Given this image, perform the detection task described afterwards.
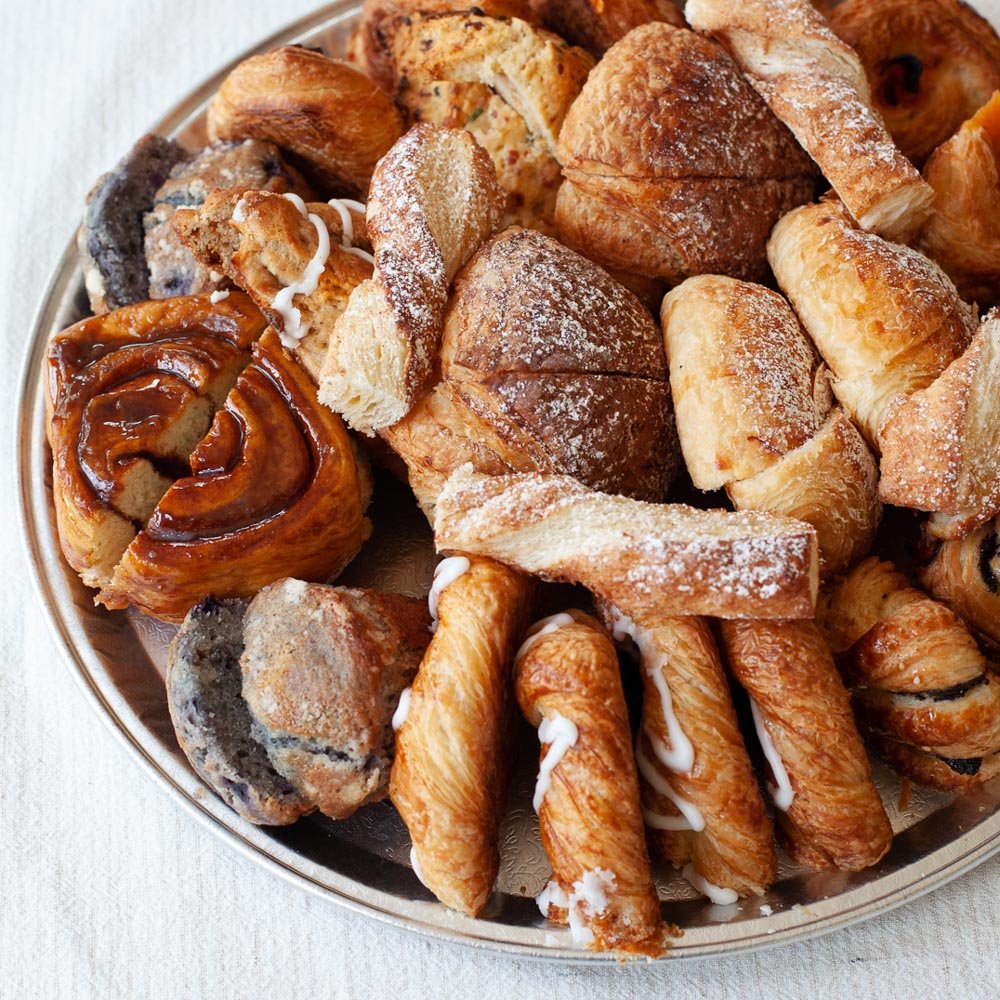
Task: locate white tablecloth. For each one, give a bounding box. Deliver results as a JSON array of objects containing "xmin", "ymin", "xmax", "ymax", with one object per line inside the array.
[{"xmin": 3, "ymin": 2, "xmax": 1000, "ymax": 997}]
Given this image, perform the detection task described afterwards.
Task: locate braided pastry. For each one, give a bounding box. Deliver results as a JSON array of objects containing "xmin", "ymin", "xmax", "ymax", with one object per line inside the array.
[
  {"xmin": 818, "ymin": 557, "xmax": 1000, "ymax": 790},
  {"xmin": 718, "ymin": 620, "xmax": 892, "ymax": 871},
  {"xmin": 515, "ymin": 610, "xmax": 673, "ymax": 954}
]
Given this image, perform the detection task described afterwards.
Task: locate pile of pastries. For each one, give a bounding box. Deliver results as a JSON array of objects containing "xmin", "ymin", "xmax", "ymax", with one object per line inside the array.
[{"xmin": 46, "ymin": 0, "xmax": 1000, "ymax": 956}]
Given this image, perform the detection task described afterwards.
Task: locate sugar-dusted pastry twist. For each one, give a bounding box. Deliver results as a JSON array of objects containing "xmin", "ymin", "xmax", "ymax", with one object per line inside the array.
[
  {"xmin": 206, "ymin": 46, "xmax": 404, "ymax": 197},
  {"xmin": 818, "ymin": 557, "xmax": 1000, "ymax": 790},
  {"xmin": 918, "ymin": 93, "xmax": 1000, "ymax": 306},
  {"xmin": 531, "ymin": 0, "xmax": 683, "ymax": 55},
  {"xmin": 662, "ymin": 275, "xmax": 880, "ymax": 576},
  {"xmin": 920, "ymin": 517, "xmax": 1000, "ymax": 652},
  {"xmin": 718, "ymin": 620, "xmax": 892, "ymax": 871},
  {"xmin": 434, "ymin": 466, "xmax": 820, "ymax": 620},
  {"xmin": 686, "ymin": 0, "xmax": 933, "ymax": 242},
  {"xmin": 515, "ymin": 610, "xmax": 673, "ymax": 954},
  {"xmin": 601, "ymin": 610, "xmax": 775, "ymax": 900},
  {"xmin": 319, "ymin": 124, "xmax": 504, "ymax": 434},
  {"xmin": 390, "ymin": 555, "xmax": 534, "ymax": 916}
]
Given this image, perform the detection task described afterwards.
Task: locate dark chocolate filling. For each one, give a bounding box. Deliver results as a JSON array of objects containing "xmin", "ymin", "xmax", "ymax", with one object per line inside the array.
[
  {"xmin": 937, "ymin": 755, "xmax": 983, "ymax": 776},
  {"xmin": 979, "ymin": 529, "xmax": 1000, "ymax": 595},
  {"xmin": 906, "ymin": 674, "xmax": 987, "ymax": 702},
  {"xmin": 878, "ymin": 54, "xmax": 923, "ymax": 107}
]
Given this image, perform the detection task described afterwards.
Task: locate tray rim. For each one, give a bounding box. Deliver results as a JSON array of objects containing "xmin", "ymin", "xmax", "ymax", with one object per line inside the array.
[{"xmin": 16, "ymin": 0, "xmax": 1000, "ymax": 965}]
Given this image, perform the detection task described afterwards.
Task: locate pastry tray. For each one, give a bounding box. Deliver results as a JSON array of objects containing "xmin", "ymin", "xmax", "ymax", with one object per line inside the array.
[{"xmin": 17, "ymin": 0, "xmax": 1000, "ymax": 962}]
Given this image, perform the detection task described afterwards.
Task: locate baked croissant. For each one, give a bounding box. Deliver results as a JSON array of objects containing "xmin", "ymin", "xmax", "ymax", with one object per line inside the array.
[
  {"xmin": 603, "ymin": 610, "xmax": 775, "ymax": 899},
  {"xmin": 435, "ymin": 466, "xmax": 820, "ymax": 621},
  {"xmin": 531, "ymin": 0, "xmax": 683, "ymax": 55},
  {"xmin": 320, "ymin": 124, "xmax": 504, "ymax": 434},
  {"xmin": 818, "ymin": 557, "xmax": 1000, "ymax": 790},
  {"xmin": 718, "ymin": 620, "xmax": 892, "ymax": 872},
  {"xmin": 686, "ymin": 0, "xmax": 934, "ymax": 243},
  {"xmin": 661, "ymin": 275, "xmax": 881, "ymax": 577},
  {"xmin": 515, "ymin": 610, "xmax": 673, "ymax": 954},
  {"xmin": 390, "ymin": 556, "xmax": 534, "ymax": 916},
  {"xmin": 46, "ymin": 292, "xmax": 266, "ymax": 589}
]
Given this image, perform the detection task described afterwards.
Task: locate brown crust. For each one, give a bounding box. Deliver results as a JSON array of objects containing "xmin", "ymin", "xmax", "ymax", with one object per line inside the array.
[{"xmin": 531, "ymin": 0, "xmax": 684, "ymax": 55}]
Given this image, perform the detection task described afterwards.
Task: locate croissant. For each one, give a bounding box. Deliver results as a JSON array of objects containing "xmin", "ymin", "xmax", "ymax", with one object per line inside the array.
[
  {"xmin": 46, "ymin": 292, "xmax": 266, "ymax": 589},
  {"xmin": 531, "ymin": 0, "xmax": 683, "ymax": 55},
  {"xmin": 686, "ymin": 0, "xmax": 934, "ymax": 243},
  {"xmin": 827, "ymin": 0, "xmax": 1000, "ymax": 166},
  {"xmin": 319, "ymin": 124, "xmax": 504, "ymax": 434},
  {"xmin": 717, "ymin": 620, "xmax": 892, "ymax": 871},
  {"xmin": 603, "ymin": 610, "xmax": 775, "ymax": 899},
  {"xmin": 554, "ymin": 23, "xmax": 816, "ymax": 288},
  {"xmin": 515, "ymin": 610, "xmax": 673, "ymax": 954},
  {"xmin": 381, "ymin": 226, "xmax": 679, "ymax": 514},
  {"xmin": 97, "ymin": 331, "xmax": 371, "ymax": 620},
  {"xmin": 818, "ymin": 557, "xmax": 1000, "ymax": 790},
  {"xmin": 435, "ymin": 466, "xmax": 820, "ymax": 621},
  {"xmin": 206, "ymin": 46, "xmax": 404, "ymax": 197},
  {"xmin": 920, "ymin": 517, "xmax": 1000, "ymax": 652},
  {"xmin": 390, "ymin": 556, "xmax": 534, "ymax": 916},
  {"xmin": 661, "ymin": 275, "xmax": 881, "ymax": 576}
]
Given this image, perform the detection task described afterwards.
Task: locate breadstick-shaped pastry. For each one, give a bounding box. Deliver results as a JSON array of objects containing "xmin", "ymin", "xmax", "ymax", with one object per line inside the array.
[
  {"xmin": 818, "ymin": 557, "xmax": 1000, "ymax": 790},
  {"xmin": 435, "ymin": 466, "xmax": 820, "ymax": 621},
  {"xmin": 515, "ymin": 610, "xmax": 673, "ymax": 954},
  {"xmin": 718, "ymin": 620, "xmax": 892, "ymax": 871},
  {"xmin": 662, "ymin": 275, "xmax": 880, "ymax": 576},
  {"xmin": 389, "ymin": 555, "xmax": 533, "ymax": 916},
  {"xmin": 686, "ymin": 0, "xmax": 933, "ymax": 242},
  {"xmin": 603, "ymin": 610, "xmax": 775, "ymax": 900}
]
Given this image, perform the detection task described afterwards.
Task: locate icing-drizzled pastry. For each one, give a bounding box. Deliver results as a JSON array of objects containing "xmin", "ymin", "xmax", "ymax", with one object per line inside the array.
[
  {"xmin": 603, "ymin": 610, "xmax": 775, "ymax": 899},
  {"xmin": 515, "ymin": 610, "xmax": 674, "ymax": 954},
  {"xmin": 818, "ymin": 557, "xmax": 1000, "ymax": 790},
  {"xmin": 390, "ymin": 556, "xmax": 534, "ymax": 916},
  {"xmin": 434, "ymin": 466, "xmax": 820, "ymax": 620},
  {"xmin": 687, "ymin": 0, "xmax": 934, "ymax": 242},
  {"xmin": 662, "ymin": 275, "xmax": 881, "ymax": 576},
  {"xmin": 320, "ymin": 124, "xmax": 505, "ymax": 434},
  {"xmin": 718, "ymin": 620, "xmax": 892, "ymax": 871},
  {"xmin": 532, "ymin": 0, "xmax": 683, "ymax": 55}
]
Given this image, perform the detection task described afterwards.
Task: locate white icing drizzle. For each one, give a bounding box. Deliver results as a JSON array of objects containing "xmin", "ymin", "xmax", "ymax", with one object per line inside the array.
[
  {"xmin": 427, "ymin": 556, "xmax": 471, "ymax": 632},
  {"xmin": 409, "ymin": 846, "xmax": 430, "ymax": 889},
  {"xmin": 328, "ymin": 197, "xmax": 375, "ymax": 264},
  {"xmin": 515, "ymin": 612, "xmax": 575, "ymax": 663},
  {"xmin": 641, "ymin": 805, "xmax": 694, "ymax": 833},
  {"xmin": 536, "ymin": 869, "xmax": 616, "ymax": 947},
  {"xmin": 682, "ymin": 864, "xmax": 738, "ymax": 906},
  {"xmin": 532, "ymin": 712, "xmax": 579, "ymax": 813},
  {"xmin": 391, "ymin": 686, "xmax": 412, "ymax": 732},
  {"xmin": 750, "ymin": 698, "xmax": 796, "ymax": 812},
  {"xmin": 634, "ymin": 740, "xmax": 705, "ymax": 832},
  {"xmin": 209, "ymin": 289, "xmax": 230, "ymax": 304}
]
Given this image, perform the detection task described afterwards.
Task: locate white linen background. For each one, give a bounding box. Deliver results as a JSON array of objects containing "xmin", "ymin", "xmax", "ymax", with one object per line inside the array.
[{"xmin": 2, "ymin": 1, "xmax": 1000, "ymax": 997}]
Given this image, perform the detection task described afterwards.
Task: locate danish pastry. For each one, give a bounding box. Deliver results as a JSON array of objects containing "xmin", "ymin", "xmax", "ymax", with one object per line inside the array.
[
  {"xmin": 718, "ymin": 620, "xmax": 892, "ymax": 871},
  {"xmin": 515, "ymin": 610, "xmax": 673, "ymax": 954},
  {"xmin": 531, "ymin": 0, "xmax": 683, "ymax": 55}
]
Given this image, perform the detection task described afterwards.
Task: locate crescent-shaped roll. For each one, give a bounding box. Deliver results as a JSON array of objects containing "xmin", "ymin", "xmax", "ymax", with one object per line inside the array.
[
  {"xmin": 206, "ymin": 46, "xmax": 404, "ymax": 197},
  {"xmin": 718, "ymin": 620, "xmax": 892, "ymax": 872},
  {"xmin": 818, "ymin": 557, "xmax": 1000, "ymax": 789},
  {"xmin": 515, "ymin": 610, "xmax": 673, "ymax": 955},
  {"xmin": 97, "ymin": 331, "xmax": 371, "ymax": 620},
  {"xmin": 389, "ymin": 556, "xmax": 534, "ymax": 917},
  {"xmin": 661, "ymin": 275, "xmax": 881, "ymax": 576},
  {"xmin": 686, "ymin": 0, "xmax": 933, "ymax": 243},
  {"xmin": 320, "ymin": 124, "xmax": 504, "ymax": 434},
  {"xmin": 768, "ymin": 198, "xmax": 976, "ymax": 448},
  {"xmin": 920, "ymin": 517, "xmax": 1000, "ymax": 652},
  {"xmin": 531, "ymin": 0, "xmax": 683, "ymax": 55},
  {"xmin": 434, "ymin": 466, "xmax": 820, "ymax": 621},
  {"xmin": 603, "ymin": 611, "xmax": 775, "ymax": 899}
]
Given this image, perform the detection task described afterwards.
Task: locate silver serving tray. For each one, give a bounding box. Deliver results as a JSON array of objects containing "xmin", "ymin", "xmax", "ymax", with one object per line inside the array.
[{"xmin": 17, "ymin": 1, "xmax": 1000, "ymax": 962}]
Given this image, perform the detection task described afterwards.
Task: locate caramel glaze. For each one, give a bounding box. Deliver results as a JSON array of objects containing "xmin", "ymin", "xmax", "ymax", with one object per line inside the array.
[{"xmin": 98, "ymin": 330, "xmax": 371, "ymax": 621}]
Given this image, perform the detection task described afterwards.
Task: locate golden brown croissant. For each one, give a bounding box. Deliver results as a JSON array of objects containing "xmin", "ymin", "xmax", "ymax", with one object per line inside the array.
[
  {"xmin": 97, "ymin": 331, "xmax": 371, "ymax": 620},
  {"xmin": 686, "ymin": 0, "xmax": 934, "ymax": 243},
  {"xmin": 718, "ymin": 620, "xmax": 892, "ymax": 871},
  {"xmin": 206, "ymin": 46, "xmax": 404, "ymax": 198},
  {"xmin": 47, "ymin": 292, "xmax": 266, "ymax": 589},
  {"xmin": 390, "ymin": 556, "xmax": 534, "ymax": 916},
  {"xmin": 818, "ymin": 557, "xmax": 1000, "ymax": 790},
  {"xmin": 515, "ymin": 610, "xmax": 673, "ymax": 954},
  {"xmin": 603, "ymin": 611, "xmax": 775, "ymax": 899},
  {"xmin": 554, "ymin": 23, "xmax": 816, "ymax": 288},
  {"xmin": 661, "ymin": 275, "xmax": 881, "ymax": 576},
  {"xmin": 319, "ymin": 124, "xmax": 504, "ymax": 434},
  {"xmin": 531, "ymin": 0, "xmax": 684, "ymax": 55},
  {"xmin": 435, "ymin": 466, "xmax": 820, "ymax": 621},
  {"xmin": 827, "ymin": 0, "xmax": 1000, "ymax": 166}
]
